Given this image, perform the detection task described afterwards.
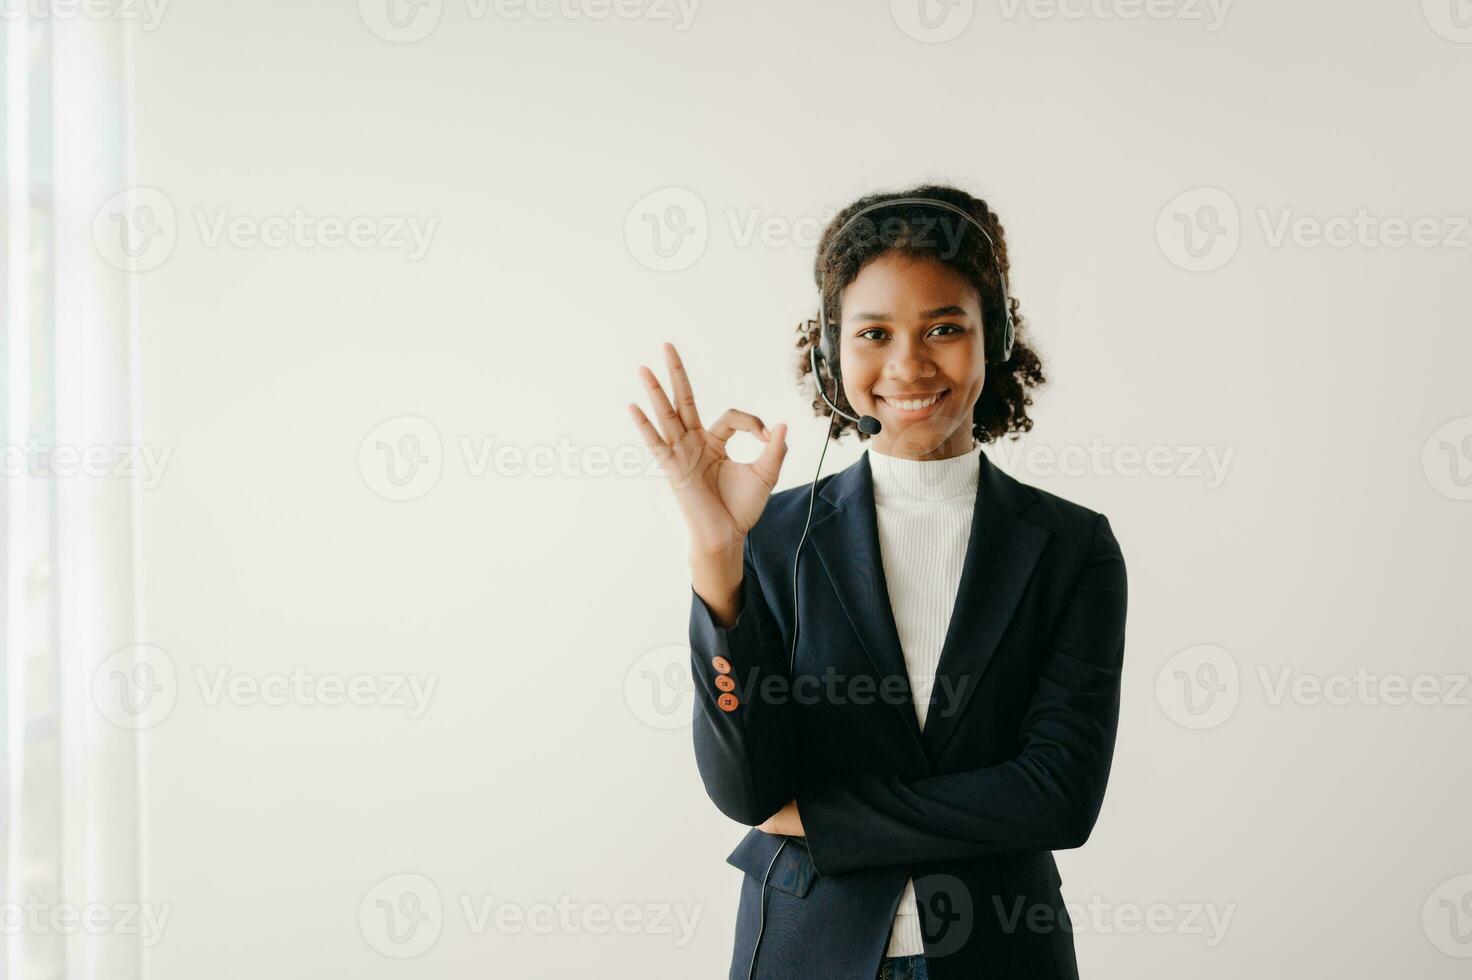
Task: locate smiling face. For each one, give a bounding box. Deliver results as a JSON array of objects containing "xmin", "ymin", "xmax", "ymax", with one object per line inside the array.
[{"xmin": 836, "ymin": 251, "xmax": 987, "ymax": 461}]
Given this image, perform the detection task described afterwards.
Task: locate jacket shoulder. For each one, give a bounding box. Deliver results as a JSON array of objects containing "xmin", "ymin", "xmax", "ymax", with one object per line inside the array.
[{"xmin": 1001, "ymin": 463, "xmax": 1121, "ymax": 557}]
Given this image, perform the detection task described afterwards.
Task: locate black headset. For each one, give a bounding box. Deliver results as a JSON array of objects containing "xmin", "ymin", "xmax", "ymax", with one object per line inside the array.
[{"xmin": 746, "ymin": 196, "xmax": 1016, "ymax": 980}]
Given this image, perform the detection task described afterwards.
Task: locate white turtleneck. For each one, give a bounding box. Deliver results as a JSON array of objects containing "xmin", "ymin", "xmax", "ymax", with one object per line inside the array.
[{"xmin": 865, "ymin": 444, "xmax": 981, "ymax": 958}]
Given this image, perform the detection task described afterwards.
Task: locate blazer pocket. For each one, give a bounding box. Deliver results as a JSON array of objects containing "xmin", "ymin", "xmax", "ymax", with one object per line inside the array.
[{"xmin": 725, "ymin": 829, "xmax": 818, "ymax": 899}]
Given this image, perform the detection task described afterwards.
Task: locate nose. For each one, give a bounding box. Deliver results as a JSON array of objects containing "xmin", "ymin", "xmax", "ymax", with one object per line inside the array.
[{"xmin": 884, "ymin": 333, "xmax": 937, "ymax": 383}]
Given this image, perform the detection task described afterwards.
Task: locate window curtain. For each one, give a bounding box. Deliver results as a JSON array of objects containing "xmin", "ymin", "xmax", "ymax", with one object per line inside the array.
[{"xmin": 2, "ymin": 13, "xmax": 143, "ymax": 980}]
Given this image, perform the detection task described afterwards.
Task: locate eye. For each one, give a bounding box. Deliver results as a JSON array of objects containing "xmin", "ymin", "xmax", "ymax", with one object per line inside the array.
[
  {"xmin": 857, "ymin": 327, "xmax": 886, "ymax": 342},
  {"xmin": 931, "ymin": 323, "xmax": 964, "ymax": 336}
]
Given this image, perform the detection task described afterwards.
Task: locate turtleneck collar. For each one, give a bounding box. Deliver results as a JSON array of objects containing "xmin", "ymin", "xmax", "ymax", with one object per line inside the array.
[{"xmin": 867, "ymin": 444, "xmax": 981, "ymax": 504}]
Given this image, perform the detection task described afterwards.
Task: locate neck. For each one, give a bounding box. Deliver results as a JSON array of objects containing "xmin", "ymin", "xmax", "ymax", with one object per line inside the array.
[{"xmin": 870, "ymin": 432, "xmax": 976, "ymax": 461}]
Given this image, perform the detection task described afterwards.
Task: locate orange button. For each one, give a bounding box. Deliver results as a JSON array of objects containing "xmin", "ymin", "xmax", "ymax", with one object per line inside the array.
[
  {"xmin": 717, "ymin": 693, "xmax": 739, "ymax": 712},
  {"xmin": 711, "ymin": 655, "xmax": 732, "ymax": 675},
  {"xmin": 715, "ymin": 675, "xmax": 735, "ymax": 692}
]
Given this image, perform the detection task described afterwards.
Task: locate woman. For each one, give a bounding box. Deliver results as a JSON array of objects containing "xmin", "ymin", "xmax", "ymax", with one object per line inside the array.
[{"xmin": 628, "ymin": 186, "xmax": 1128, "ymax": 980}]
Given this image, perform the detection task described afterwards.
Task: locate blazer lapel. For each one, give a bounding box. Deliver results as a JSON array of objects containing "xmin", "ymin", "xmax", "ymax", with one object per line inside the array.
[
  {"xmin": 808, "ymin": 451, "xmax": 927, "ymax": 757},
  {"xmin": 806, "ymin": 446, "xmax": 1052, "ymax": 765},
  {"xmin": 921, "ymin": 448, "xmax": 1051, "ymax": 760}
]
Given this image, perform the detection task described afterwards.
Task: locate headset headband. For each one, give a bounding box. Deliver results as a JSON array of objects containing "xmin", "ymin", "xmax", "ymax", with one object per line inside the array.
[{"xmin": 816, "ymin": 195, "xmax": 1014, "ymax": 366}]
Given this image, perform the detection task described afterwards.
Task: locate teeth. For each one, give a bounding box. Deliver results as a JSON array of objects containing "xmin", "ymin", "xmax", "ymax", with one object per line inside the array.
[{"xmin": 886, "ymin": 392, "xmax": 943, "ymax": 411}]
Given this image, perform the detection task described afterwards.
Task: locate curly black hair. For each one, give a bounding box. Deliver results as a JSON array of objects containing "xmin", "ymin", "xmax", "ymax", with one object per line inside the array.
[{"xmin": 795, "ymin": 184, "xmax": 1046, "ymax": 444}]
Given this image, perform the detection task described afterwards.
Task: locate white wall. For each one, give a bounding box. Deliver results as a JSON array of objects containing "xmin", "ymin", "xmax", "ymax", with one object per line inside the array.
[{"xmin": 128, "ymin": 1, "xmax": 1472, "ymax": 976}]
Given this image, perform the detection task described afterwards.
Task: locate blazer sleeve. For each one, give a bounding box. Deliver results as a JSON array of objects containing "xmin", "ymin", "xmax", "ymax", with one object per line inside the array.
[
  {"xmin": 795, "ymin": 513, "xmax": 1127, "ymax": 876},
  {"xmin": 689, "ymin": 534, "xmax": 795, "ymax": 827}
]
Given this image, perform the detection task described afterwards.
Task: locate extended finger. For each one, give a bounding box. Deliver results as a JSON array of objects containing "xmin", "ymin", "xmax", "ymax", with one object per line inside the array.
[
  {"xmin": 638, "ymin": 364, "xmax": 686, "ymax": 445},
  {"xmin": 663, "ymin": 343, "xmax": 704, "ymax": 433},
  {"xmin": 626, "ymin": 403, "xmax": 672, "ymax": 464}
]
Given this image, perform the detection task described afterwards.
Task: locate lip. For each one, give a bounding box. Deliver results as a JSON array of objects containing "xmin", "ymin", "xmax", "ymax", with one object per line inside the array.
[{"xmin": 875, "ymin": 389, "xmax": 950, "ymax": 420}]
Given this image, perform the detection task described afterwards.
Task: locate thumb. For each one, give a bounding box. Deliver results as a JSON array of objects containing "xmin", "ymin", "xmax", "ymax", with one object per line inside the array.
[{"xmin": 752, "ymin": 422, "xmax": 788, "ymax": 487}]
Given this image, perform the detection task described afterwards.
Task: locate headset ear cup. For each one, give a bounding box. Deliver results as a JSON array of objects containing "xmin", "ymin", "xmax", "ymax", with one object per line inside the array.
[
  {"xmin": 1000, "ymin": 314, "xmax": 1014, "ymax": 363},
  {"xmin": 819, "ymin": 319, "xmax": 838, "ymax": 380}
]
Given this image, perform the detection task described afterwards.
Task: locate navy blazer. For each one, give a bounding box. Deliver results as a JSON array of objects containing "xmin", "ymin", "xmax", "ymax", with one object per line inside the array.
[{"xmin": 689, "ymin": 445, "xmax": 1128, "ymax": 980}]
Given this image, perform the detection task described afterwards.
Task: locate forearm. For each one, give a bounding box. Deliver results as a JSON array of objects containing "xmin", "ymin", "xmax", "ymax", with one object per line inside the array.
[
  {"xmin": 796, "ymin": 746, "xmax": 1111, "ymax": 875},
  {"xmin": 689, "ymin": 542, "xmax": 795, "ymax": 826},
  {"xmin": 689, "ymin": 545, "xmax": 744, "ymax": 628}
]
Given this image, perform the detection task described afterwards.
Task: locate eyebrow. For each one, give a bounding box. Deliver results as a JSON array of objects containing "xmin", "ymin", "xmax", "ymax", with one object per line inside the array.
[{"xmin": 847, "ymin": 305, "xmax": 971, "ymax": 323}]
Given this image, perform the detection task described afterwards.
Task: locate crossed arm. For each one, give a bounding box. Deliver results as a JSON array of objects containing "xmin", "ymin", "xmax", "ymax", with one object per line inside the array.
[{"xmin": 691, "ymin": 515, "xmax": 1127, "ymax": 878}]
